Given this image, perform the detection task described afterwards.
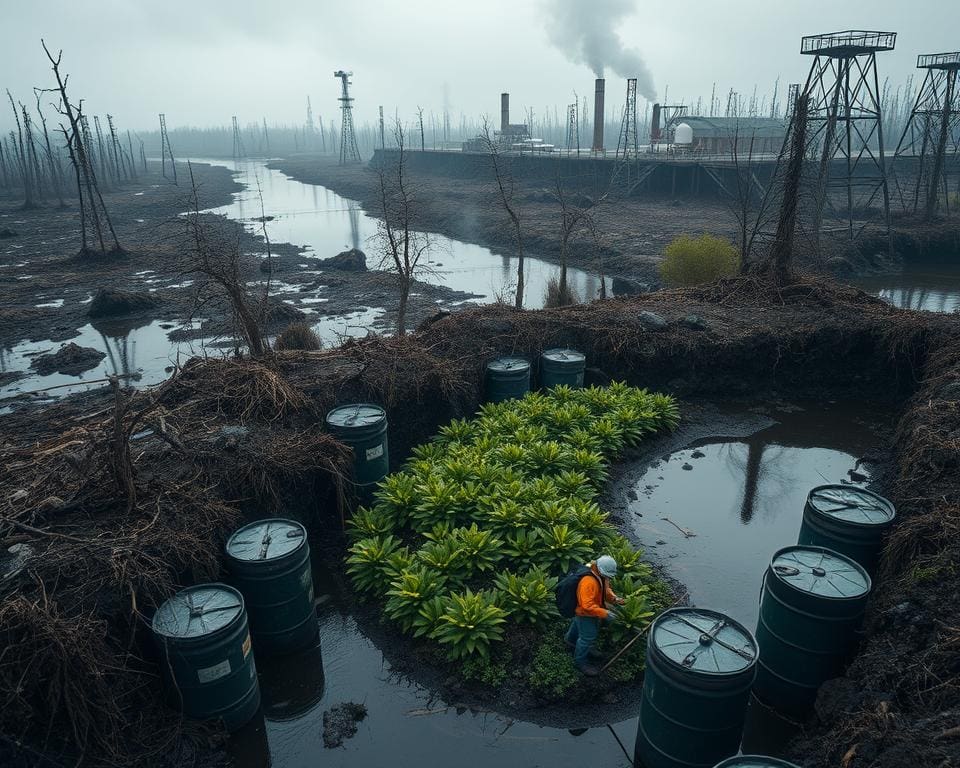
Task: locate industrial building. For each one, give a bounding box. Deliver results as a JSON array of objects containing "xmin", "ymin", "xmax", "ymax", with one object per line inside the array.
[{"xmin": 654, "ymin": 113, "xmax": 788, "ymax": 156}]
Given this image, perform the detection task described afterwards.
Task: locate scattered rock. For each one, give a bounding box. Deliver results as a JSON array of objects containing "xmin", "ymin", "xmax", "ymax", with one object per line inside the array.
[
  {"xmin": 321, "ymin": 248, "xmax": 367, "ymax": 272},
  {"xmin": 679, "ymin": 314, "xmax": 708, "ymax": 331},
  {"xmin": 322, "ymin": 702, "xmax": 368, "ymax": 748},
  {"xmin": 626, "ymin": 489, "xmax": 638, "ymax": 501},
  {"xmin": 1, "ymin": 543, "xmax": 34, "ymax": 586},
  {"xmin": 88, "ymin": 288, "xmax": 161, "ymax": 318},
  {"xmin": 0, "ymin": 227, "xmax": 17, "ymax": 238},
  {"xmin": 690, "ymin": 450, "xmax": 706, "ymax": 459},
  {"xmin": 612, "ymin": 277, "xmax": 648, "ymax": 296},
  {"xmin": 636, "ymin": 311, "xmax": 667, "ymax": 331},
  {"xmin": 265, "ymin": 302, "xmax": 306, "ymax": 323},
  {"xmin": 848, "ymin": 468, "xmax": 869, "ymax": 483},
  {"xmin": 30, "ymin": 342, "xmax": 106, "ymax": 376},
  {"xmin": 681, "ymin": 462, "xmax": 693, "ymax": 471},
  {"xmin": 656, "ymin": 540, "xmax": 667, "ymax": 545}
]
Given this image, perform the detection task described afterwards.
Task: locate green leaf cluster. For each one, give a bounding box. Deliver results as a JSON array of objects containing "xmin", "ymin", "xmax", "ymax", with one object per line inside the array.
[{"xmin": 345, "ymin": 383, "xmax": 679, "ymax": 662}]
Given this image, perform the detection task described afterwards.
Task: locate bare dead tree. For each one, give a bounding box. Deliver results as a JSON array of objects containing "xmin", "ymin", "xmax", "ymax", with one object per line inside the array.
[
  {"xmin": 480, "ymin": 119, "xmax": 525, "ymax": 308},
  {"xmin": 727, "ymin": 125, "xmax": 783, "ymax": 271},
  {"xmin": 42, "ymin": 40, "xmax": 123, "ymax": 256},
  {"xmin": 183, "ymin": 161, "xmax": 266, "ymax": 357},
  {"xmin": 417, "ymin": 106, "xmax": 425, "ymax": 151},
  {"xmin": 373, "ymin": 119, "xmax": 432, "ymax": 335},
  {"xmin": 34, "ymin": 89, "xmax": 65, "ymax": 207},
  {"xmin": 7, "ymin": 90, "xmax": 35, "ymax": 208},
  {"xmin": 21, "ymin": 104, "xmax": 46, "ymax": 201}
]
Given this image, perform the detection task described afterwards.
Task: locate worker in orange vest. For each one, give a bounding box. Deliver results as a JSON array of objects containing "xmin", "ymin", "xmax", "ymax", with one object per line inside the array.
[{"xmin": 564, "ymin": 555, "xmax": 624, "ymax": 676}]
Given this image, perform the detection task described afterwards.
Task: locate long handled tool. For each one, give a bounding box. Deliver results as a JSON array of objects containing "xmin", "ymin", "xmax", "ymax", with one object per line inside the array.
[{"xmin": 600, "ymin": 591, "xmax": 688, "ymax": 674}]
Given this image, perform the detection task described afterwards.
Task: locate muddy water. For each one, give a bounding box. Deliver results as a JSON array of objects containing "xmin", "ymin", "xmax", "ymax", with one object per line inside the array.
[
  {"xmin": 620, "ymin": 402, "xmax": 887, "ymax": 629},
  {"xmin": 198, "ymin": 159, "xmax": 613, "ymax": 308},
  {"xmin": 240, "ymin": 597, "xmax": 637, "ymax": 768},
  {"xmin": 854, "ymin": 261, "xmax": 960, "ymax": 313}
]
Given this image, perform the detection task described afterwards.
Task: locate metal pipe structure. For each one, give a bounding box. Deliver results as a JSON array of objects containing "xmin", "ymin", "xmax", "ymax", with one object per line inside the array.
[
  {"xmin": 593, "ymin": 78, "xmax": 605, "ymax": 152},
  {"xmin": 501, "ymin": 93, "xmax": 509, "ymax": 133}
]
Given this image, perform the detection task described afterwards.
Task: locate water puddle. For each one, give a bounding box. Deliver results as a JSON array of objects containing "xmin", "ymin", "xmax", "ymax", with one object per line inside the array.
[
  {"xmin": 853, "ymin": 261, "xmax": 960, "ymax": 313},
  {"xmin": 622, "ymin": 402, "xmax": 886, "ymax": 629},
  {"xmin": 237, "ymin": 581, "xmax": 637, "ymax": 768}
]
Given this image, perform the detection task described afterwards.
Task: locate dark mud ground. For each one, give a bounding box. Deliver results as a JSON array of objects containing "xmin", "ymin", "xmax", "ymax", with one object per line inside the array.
[{"xmin": 0, "ymin": 161, "xmax": 478, "ymax": 393}]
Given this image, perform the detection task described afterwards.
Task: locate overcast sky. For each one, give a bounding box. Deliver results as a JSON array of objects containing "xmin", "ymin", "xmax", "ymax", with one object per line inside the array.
[{"xmin": 2, "ymin": 0, "xmax": 957, "ymax": 133}]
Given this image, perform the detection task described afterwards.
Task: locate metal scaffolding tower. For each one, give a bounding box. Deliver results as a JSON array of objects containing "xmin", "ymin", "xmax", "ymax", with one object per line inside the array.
[
  {"xmin": 159, "ymin": 113, "xmax": 176, "ymax": 183},
  {"xmin": 799, "ymin": 30, "xmax": 896, "ymax": 245},
  {"xmin": 231, "ymin": 116, "xmax": 245, "ymax": 159},
  {"xmin": 334, "ymin": 70, "xmax": 360, "ymax": 164},
  {"xmin": 616, "ymin": 78, "xmax": 639, "ymax": 160},
  {"xmin": 565, "ymin": 102, "xmax": 580, "ymax": 154},
  {"xmin": 894, "ymin": 52, "xmax": 960, "ymax": 219}
]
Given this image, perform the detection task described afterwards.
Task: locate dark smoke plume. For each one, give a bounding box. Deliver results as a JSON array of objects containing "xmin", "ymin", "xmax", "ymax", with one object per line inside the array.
[{"xmin": 544, "ymin": 0, "xmax": 656, "ymax": 100}]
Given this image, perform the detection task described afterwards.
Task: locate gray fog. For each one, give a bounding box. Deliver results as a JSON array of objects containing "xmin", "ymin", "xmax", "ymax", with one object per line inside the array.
[{"xmin": 1, "ymin": 0, "xmax": 958, "ymax": 130}]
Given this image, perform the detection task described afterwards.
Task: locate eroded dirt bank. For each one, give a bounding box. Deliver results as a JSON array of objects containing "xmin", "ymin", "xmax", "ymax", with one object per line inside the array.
[{"xmin": 1, "ymin": 275, "xmax": 958, "ymax": 767}]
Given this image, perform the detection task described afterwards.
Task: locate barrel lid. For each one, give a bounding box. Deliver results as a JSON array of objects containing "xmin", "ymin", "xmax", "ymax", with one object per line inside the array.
[
  {"xmin": 486, "ymin": 356, "xmax": 530, "ymax": 373},
  {"xmin": 770, "ymin": 546, "xmax": 871, "ymax": 599},
  {"xmin": 226, "ymin": 518, "xmax": 306, "ymax": 562},
  {"xmin": 807, "ymin": 485, "xmax": 895, "ymax": 526},
  {"xmin": 152, "ymin": 583, "xmax": 244, "ymax": 639},
  {"xmin": 542, "ymin": 348, "xmax": 585, "ymax": 363},
  {"xmin": 651, "ymin": 608, "xmax": 757, "ymax": 675},
  {"xmin": 325, "ymin": 403, "xmax": 386, "ymax": 428},
  {"xmin": 713, "ymin": 756, "xmax": 801, "ymax": 768}
]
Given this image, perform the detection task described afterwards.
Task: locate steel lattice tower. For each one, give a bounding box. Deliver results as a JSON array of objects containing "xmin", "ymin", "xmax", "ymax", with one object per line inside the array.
[
  {"xmin": 894, "ymin": 52, "xmax": 960, "ymax": 219},
  {"xmin": 565, "ymin": 102, "xmax": 580, "ymax": 155},
  {"xmin": 334, "ymin": 70, "xmax": 360, "ymax": 164},
  {"xmin": 799, "ymin": 30, "xmax": 896, "ymax": 245},
  {"xmin": 616, "ymin": 78, "xmax": 639, "ymax": 160}
]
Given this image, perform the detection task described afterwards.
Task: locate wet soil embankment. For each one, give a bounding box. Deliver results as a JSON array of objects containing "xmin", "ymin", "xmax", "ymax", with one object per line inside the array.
[{"xmin": 1, "ymin": 275, "xmax": 958, "ymax": 767}]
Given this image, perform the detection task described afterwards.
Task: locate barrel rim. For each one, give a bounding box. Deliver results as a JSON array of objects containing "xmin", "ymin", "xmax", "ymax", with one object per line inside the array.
[
  {"xmin": 805, "ymin": 484, "xmax": 896, "ymax": 527},
  {"xmin": 486, "ymin": 356, "xmax": 531, "ymax": 373},
  {"xmin": 712, "ymin": 755, "xmax": 803, "ymax": 768},
  {"xmin": 152, "ymin": 582, "xmax": 246, "ymax": 640},
  {"xmin": 767, "ymin": 545, "xmax": 872, "ymax": 600},
  {"xmin": 325, "ymin": 402, "xmax": 387, "ymax": 429},
  {"xmin": 541, "ymin": 347, "xmax": 586, "ymax": 364},
  {"xmin": 225, "ymin": 517, "xmax": 308, "ymax": 563},
  {"xmin": 649, "ymin": 606, "xmax": 758, "ymax": 677}
]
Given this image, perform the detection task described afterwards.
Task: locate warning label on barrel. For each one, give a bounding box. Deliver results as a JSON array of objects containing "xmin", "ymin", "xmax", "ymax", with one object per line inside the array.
[
  {"xmin": 197, "ymin": 659, "xmax": 231, "ymax": 684},
  {"xmin": 365, "ymin": 444, "xmax": 384, "ymax": 461},
  {"xmin": 241, "ymin": 633, "xmax": 252, "ymax": 658}
]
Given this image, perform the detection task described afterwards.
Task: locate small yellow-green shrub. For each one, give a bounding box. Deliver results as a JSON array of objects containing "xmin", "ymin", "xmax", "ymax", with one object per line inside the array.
[{"xmin": 659, "ymin": 234, "xmax": 740, "ymax": 287}]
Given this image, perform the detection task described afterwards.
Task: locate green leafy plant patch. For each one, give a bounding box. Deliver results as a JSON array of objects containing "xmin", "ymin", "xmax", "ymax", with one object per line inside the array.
[{"xmin": 345, "ymin": 383, "xmax": 679, "ymax": 685}]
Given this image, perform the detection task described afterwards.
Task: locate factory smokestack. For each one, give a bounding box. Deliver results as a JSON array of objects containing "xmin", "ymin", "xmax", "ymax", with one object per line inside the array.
[
  {"xmin": 651, "ymin": 103, "xmax": 662, "ymax": 143},
  {"xmin": 501, "ymin": 93, "xmax": 509, "ymax": 133},
  {"xmin": 592, "ymin": 78, "xmax": 605, "ymax": 152}
]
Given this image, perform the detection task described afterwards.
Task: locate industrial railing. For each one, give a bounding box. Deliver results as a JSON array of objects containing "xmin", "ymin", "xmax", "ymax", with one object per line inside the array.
[
  {"xmin": 800, "ymin": 31, "xmax": 897, "ymax": 55},
  {"xmin": 917, "ymin": 52, "xmax": 960, "ymax": 69}
]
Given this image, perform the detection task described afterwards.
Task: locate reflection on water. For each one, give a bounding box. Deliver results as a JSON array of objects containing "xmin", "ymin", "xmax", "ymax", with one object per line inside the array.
[
  {"xmin": 0, "ymin": 319, "xmax": 214, "ymax": 402},
  {"xmin": 244, "ymin": 611, "xmax": 635, "ymax": 768},
  {"xmin": 626, "ymin": 403, "xmax": 885, "ymax": 629},
  {"xmin": 854, "ymin": 262, "xmax": 960, "ymax": 313},
  {"xmin": 196, "ymin": 158, "xmax": 613, "ymax": 309}
]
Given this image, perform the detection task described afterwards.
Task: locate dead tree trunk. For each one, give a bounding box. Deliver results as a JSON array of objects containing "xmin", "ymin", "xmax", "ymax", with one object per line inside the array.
[
  {"xmin": 34, "ymin": 92, "xmax": 65, "ymax": 207},
  {"xmin": 7, "ymin": 91, "xmax": 34, "ymax": 208},
  {"xmin": 767, "ymin": 95, "xmax": 810, "ymax": 283}
]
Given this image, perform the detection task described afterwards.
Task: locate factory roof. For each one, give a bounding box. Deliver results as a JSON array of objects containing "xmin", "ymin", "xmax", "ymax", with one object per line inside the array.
[{"xmin": 666, "ymin": 115, "xmax": 788, "ymax": 139}]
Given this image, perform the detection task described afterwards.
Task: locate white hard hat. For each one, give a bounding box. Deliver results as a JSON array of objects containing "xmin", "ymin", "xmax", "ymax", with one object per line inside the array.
[{"xmin": 597, "ymin": 555, "xmax": 617, "ymax": 577}]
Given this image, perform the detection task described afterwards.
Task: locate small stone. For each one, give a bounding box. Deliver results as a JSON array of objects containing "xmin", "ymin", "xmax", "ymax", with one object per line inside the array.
[
  {"xmin": 681, "ymin": 463, "xmax": 693, "ymax": 471},
  {"xmin": 321, "ymin": 248, "xmax": 367, "ymax": 272},
  {"xmin": 679, "ymin": 314, "xmax": 708, "ymax": 330},
  {"xmin": 626, "ymin": 489, "xmax": 638, "ymax": 501},
  {"xmin": 690, "ymin": 450, "xmax": 706, "ymax": 459},
  {"xmin": 656, "ymin": 540, "xmax": 667, "ymax": 545},
  {"xmin": 637, "ymin": 311, "xmax": 667, "ymax": 331}
]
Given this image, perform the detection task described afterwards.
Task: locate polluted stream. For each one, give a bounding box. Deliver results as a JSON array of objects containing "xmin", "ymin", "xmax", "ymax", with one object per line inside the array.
[{"xmin": 234, "ymin": 399, "xmax": 889, "ymax": 767}]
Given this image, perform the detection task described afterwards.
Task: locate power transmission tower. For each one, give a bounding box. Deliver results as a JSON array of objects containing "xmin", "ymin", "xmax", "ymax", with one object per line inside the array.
[
  {"xmin": 334, "ymin": 70, "xmax": 360, "ymax": 164},
  {"xmin": 799, "ymin": 30, "xmax": 896, "ymax": 247},
  {"xmin": 231, "ymin": 116, "xmax": 246, "ymax": 159},
  {"xmin": 893, "ymin": 52, "xmax": 960, "ymax": 220},
  {"xmin": 565, "ymin": 102, "xmax": 580, "ymax": 155},
  {"xmin": 616, "ymin": 78, "xmax": 639, "ymax": 160},
  {"xmin": 159, "ymin": 113, "xmax": 176, "ymax": 182}
]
